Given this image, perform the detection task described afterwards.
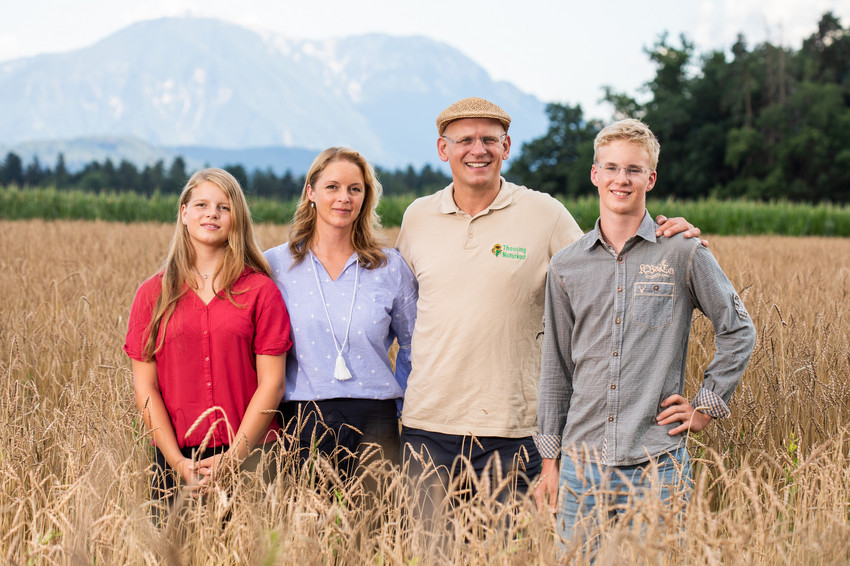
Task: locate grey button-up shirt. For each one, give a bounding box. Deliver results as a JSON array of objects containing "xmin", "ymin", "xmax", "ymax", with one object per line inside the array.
[{"xmin": 536, "ymin": 212, "xmax": 755, "ymax": 466}]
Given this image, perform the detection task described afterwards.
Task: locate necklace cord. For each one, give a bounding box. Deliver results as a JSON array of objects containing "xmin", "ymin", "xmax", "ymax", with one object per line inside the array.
[{"xmin": 311, "ymin": 253, "xmax": 358, "ymax": 380}]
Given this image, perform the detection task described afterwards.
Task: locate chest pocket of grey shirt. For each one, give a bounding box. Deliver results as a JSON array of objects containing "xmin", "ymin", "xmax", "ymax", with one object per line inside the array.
[{"xmin": 632, "ymin": 282, "xmax": 674, "ymax": 328}]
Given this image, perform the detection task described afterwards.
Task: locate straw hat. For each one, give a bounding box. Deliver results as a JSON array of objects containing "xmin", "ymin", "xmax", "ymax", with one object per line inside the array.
[{"xmin": 436, "ymin": 97, "xmax": 511, "ymax": 135}]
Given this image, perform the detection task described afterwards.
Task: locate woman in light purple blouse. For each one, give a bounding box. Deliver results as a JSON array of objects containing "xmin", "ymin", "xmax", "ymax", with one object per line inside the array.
[{"xmin": 264, "ymin": 147, "xmax": 417, "ymax": 478}]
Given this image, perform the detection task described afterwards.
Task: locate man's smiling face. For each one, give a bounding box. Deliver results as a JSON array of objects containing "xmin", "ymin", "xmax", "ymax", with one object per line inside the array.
[{"xmin": 437, "ymin": 117, "xmax": 511, "ymax": 193}]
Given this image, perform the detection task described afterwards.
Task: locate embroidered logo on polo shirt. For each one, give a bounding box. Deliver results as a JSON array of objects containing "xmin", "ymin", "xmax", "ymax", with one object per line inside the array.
[
  {"xmin": 491, "ymin": 243, "xmax": 527, "ymax": 260},
  {"xmin": 639, "ymin": 259, "xmax": 674, "ymax": 279}
]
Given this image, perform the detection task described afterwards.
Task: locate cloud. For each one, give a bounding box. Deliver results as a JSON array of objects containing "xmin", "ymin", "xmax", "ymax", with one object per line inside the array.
[
  {"xmin": 695, "ymin": 0, "xmax": 850, "ymax": 51},
  {"xmin": 0, "ymin": 33, "xmax": 19, "ymax": 61}
]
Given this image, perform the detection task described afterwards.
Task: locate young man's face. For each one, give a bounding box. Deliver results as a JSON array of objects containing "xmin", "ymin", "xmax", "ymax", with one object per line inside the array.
[
  {"xmin": 437, "ymin": 118, "xmax": 511, "ymax": 192},
  {"xmin": 591, "ymin": 140, "xmax": 657, "ymax": 218}
]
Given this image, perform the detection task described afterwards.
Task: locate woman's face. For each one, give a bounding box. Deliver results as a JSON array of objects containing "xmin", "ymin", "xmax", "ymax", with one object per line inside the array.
[
  {"xmin": 180, "ymin": 180, "xmax": 233, "ymax": 251},
  {"xmin": 306, "ymin": 159, "xmax": 366, "ymax": 234}
]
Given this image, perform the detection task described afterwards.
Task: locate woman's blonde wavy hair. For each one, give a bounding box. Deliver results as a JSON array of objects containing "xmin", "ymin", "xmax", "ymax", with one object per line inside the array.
[
  {"xmin": 288, "ymin": 147, "xmax": 386, "ymax": 269},
  {"xmin": 142, "ymin": 168, "xmax": 272, "ymax": 360}
]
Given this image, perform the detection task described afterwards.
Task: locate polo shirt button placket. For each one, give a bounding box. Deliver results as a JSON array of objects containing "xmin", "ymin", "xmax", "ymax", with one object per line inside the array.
[{"xmin": 464, "ymin": 219, "xmax": 475, "ymax": 250}]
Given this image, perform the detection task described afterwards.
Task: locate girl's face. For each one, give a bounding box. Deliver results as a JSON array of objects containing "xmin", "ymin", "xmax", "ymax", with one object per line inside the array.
[{"xmin": 180, "ymin": 181, "xmax": 233, "ymax": 251}]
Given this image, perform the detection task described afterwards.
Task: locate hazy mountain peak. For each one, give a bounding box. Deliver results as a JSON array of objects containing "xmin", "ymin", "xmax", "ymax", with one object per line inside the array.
[{"xmin": 0, "ymin": 16, "xmax": 545, "ymax": 168}]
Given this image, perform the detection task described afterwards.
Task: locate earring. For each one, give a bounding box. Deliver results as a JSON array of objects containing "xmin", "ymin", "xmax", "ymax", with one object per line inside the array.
[{"xmin": 311, "ymin": 202, "xmax": 315, "ymax": 208}]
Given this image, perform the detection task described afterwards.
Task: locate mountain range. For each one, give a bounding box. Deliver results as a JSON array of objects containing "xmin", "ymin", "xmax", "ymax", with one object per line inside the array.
[{"xmin": 0, "ymin": 17, "xmax": 547, "ymax": 173}]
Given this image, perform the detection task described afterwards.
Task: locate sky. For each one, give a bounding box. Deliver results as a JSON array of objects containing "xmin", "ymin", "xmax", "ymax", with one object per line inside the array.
[{"xmin": 2, "ymin": 0, "xmax": 849, "ymax": 120}]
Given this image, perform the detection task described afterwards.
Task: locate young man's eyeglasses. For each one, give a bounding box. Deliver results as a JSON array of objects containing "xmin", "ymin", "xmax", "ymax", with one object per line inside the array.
[{"xmin": 596, "ymin": 163, "xmax": 652, "ymax": 178}]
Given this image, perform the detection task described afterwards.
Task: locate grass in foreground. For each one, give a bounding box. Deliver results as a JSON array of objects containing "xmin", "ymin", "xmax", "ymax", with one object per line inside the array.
[{"xmin": 1, "ymin": 221, "xmax": 849, "ymax": 563}]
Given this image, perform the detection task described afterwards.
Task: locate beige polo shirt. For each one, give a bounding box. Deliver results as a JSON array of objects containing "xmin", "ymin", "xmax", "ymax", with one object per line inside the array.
[{"xmin": 396, "ymin": 179, "xmax": 584, "ymax": 437}]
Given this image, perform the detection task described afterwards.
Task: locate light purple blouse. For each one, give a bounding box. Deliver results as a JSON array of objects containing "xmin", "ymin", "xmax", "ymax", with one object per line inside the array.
[{"xmin": 264, "ymin": 245, "xmax": 418, "ymax": 403}]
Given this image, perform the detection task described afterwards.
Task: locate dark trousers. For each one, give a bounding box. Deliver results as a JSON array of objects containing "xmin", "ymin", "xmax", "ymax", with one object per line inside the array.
[
  {"xmin": 400, "ymin": 426, "xmax": 542, "ymax": 500},
  {"xmin": 280, "ymin": 398, "xmax": 400, "ymax": 482},
  {"xmin": 400, "ymin": 426, "xmax": 542, "ymax": 549}
]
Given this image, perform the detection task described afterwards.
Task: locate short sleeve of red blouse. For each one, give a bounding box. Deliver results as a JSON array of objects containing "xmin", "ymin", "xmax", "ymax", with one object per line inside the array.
[
  {"xmin": 123, "ymin": 275, "xmax": 162, "ymax": 361},
  {"xmin": 251, "ymin": 273, "xmax": 293, "ymax": 355}
]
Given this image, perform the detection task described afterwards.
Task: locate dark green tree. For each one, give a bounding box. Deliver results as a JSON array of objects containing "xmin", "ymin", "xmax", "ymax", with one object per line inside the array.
[
  {"xmin": 802, "ymin": 12, "xmax": 850, "ymax": 93},
  {"xmin": 24, "ymin": 156, "xmax": 46, "ymax": 186},
  {"xmin": 281, "ymin": 170, "xmax": 304, "ymax": 199},
  {"xmin": 223, "ymin": 164, "xmax": 248, "ymax": 193},
  {"xmin": 117, "ymin": 160, "xmax": 141, "ymax": 192},
  {"xmin": 251, "ymin": 168, "xmax": 282, "ymax": 198},
  {"xmin": 78, "ymin": 162, "xmax": 106, "ymax": 191},
  {"xmin": 639, "ymin": 34, "xmax": 699, "ymax": 198},
  {"xmin": 166, "ymin": 156, "xmax": 188, "ymax": 191},
  {"xmin": 506, "ymin": 103, "xmax": 601, "ymax": 197},
  {"xmin": 53, "ymin": 154, "xmax": 69, "ymax": 188},
  {"xmin": 141, "ymin": 160, "xmax": 166, "ymax": 195},
  {"xmin": 1, "ymin": 152, "xmax": 24, "ymax": 186},
  {"xmin": 102, "ymin": 159, "xmax": 116, "ymax": 191}
]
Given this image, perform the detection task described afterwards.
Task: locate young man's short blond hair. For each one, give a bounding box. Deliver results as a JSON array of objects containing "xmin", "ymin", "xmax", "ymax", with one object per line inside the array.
[{"xmin": 593, "ymin": 118, "xmax": 661, "ymax": 170}]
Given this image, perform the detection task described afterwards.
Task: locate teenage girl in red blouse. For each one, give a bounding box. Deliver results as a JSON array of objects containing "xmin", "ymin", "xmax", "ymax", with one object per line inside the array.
[{"xmin": 124, "ymin": 168, "xmax": 291, "ymax": 500}]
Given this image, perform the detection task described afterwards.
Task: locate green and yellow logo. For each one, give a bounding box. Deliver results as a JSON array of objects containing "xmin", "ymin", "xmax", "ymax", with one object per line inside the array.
[{"xmin": 491, "ymin": 243, "xmax": 527, "ymax": 260}]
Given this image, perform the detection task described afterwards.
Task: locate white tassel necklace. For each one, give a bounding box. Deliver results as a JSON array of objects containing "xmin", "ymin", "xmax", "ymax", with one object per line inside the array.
[{"xmin": 311, "ymin": 254, "xmax": 358, "ymax": 381}]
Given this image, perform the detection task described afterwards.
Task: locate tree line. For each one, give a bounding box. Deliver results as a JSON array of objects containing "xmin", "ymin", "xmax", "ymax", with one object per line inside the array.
[
  {"xmin": 506, "ymin": 12, "xmax": 850, "ymax": 203},
  {"xmin": 0, "ymin": 152, "xmax": 452, "ymax": 200},
  {"xmin": 2, "ymin": 12, "xmax": 848, "ymax": 203}
]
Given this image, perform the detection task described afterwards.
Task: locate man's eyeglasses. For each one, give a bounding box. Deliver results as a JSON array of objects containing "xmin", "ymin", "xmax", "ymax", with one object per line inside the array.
[
  {"xmin": 596, "ymin": 163, "xmax": 652, "ymax": 178},
  {"xmin": 441, "ymin": 133, "xmax": 507, "ymax": 147}
]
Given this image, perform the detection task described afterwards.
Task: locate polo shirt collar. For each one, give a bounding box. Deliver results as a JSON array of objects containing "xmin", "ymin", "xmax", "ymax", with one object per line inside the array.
[
  {"xmin": 437, "ymin": 177, "xmax": 515, "ymax": 215},
  {"xmin": 584, "ymin": 210, "xmax": 657, "ymax": 251}
]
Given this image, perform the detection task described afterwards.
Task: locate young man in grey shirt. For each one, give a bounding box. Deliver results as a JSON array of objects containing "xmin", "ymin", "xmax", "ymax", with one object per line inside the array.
[{"xmin": 533, "ymin": 119, "xmax": 756, "ymax": 542}]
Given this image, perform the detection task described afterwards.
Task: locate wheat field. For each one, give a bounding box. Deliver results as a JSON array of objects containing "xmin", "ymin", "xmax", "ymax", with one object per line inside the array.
[{"xmin": 1, "ymin": 220, "xmax": 849, "ymax": 565}]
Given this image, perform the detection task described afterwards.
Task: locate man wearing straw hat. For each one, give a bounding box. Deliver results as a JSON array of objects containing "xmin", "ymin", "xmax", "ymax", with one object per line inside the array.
[{"xmin": 396, "ymin": 97, "xmax": 699, "ymax": 498}]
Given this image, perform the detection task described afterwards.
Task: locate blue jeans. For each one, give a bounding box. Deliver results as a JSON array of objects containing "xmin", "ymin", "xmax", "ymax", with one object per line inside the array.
[{"xmin": 557, "ymin": 445, "xmax": 692, "ymax": 545}]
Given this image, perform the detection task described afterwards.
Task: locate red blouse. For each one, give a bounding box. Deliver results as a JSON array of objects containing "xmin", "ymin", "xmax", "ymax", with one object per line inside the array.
[{"xmin": 124, "ymin": 270, "xmax": 292, "ymax": 449}]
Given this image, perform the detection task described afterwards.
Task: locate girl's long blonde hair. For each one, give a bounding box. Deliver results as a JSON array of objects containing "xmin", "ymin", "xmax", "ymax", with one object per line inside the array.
[
  {"xmin": 288, "ymin": 147, "xmax": 386, "ymax": 269},
  {"xmin": 142, "ymin": 168, "xmax": 271, "ymax": 360}
]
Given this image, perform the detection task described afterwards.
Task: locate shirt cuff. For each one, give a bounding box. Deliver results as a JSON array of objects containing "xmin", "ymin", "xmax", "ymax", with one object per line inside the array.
[
  {"xmin": 533, "ymin": 434, "xmax": 562, "ymax": 459},
  {"xmin": 692, "ymin": 387, "xmax": 730, "ymax": 419}
]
